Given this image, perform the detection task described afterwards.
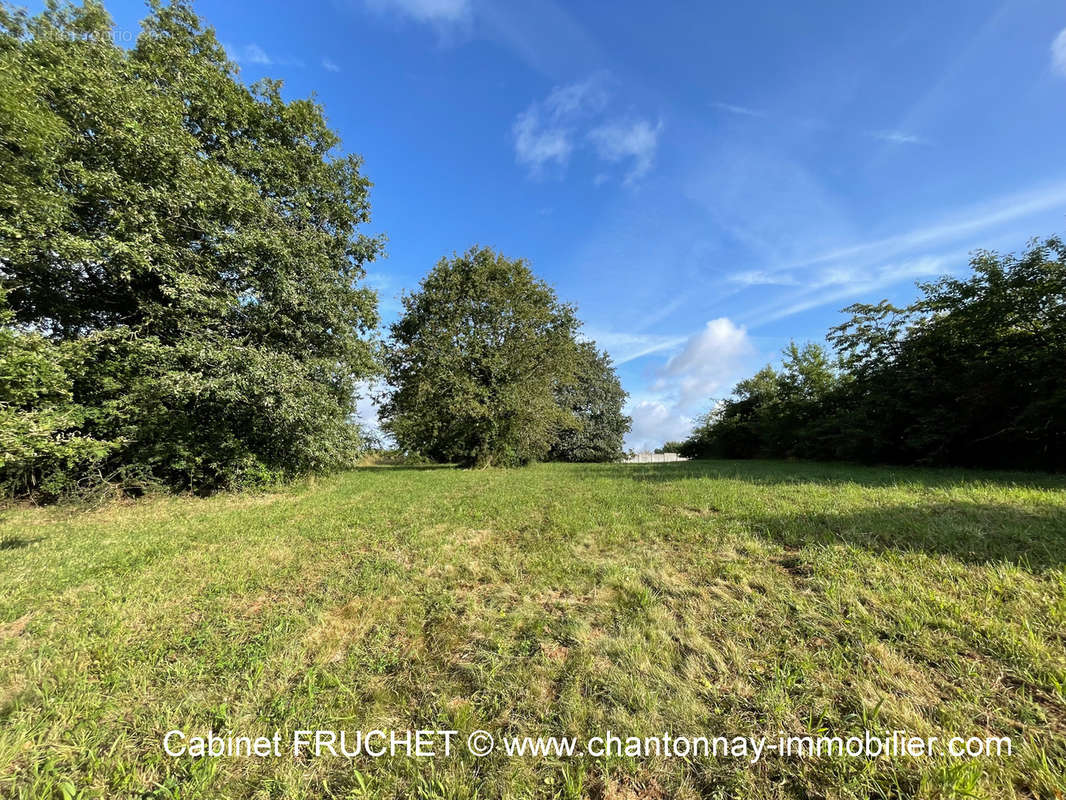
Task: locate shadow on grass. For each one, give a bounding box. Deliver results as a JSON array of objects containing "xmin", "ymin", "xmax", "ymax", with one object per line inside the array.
[
  {"xmin": 571, "ymin": 460, "xmax": 1066, "ymax": 570},
  {"xmin": 356, "ymin": 463, "xmax": 457, "ymax": 472},
  {"xmin": 0, "ymin": 535, "xmax": 40, "ymax": 550},
  {"xmin": 747, "ymin": 502, "xmax": 1066, "ymax": 571},
  {"xmin": 579, "ymin": 459, "xmax": 1066, "ymax": 491}
]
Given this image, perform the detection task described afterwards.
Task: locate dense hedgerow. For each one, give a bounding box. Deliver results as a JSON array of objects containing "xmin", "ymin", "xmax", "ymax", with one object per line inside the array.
[{"xmin": 680, "ymin": 237, "xmax": 1066, "ymax": 471}]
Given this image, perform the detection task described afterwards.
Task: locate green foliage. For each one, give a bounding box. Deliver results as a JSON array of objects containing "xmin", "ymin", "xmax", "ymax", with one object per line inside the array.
[
  {"xmin": 0, "ymin": 1, "xmax": 381, "ymax": 496},
  {"xmin": 681, "ymin": 237, "xmax": 1066, "ymax": 470},
  {"xmin": 0, "ymin": 291, "xmax": 116, "ymax": 497},
  {"xmin": 382, "ymin": 246, "xmax": 583, "ymax": 467},
  {"xmin": 549, "ymin": 341, "xmax": 630, "ymax": 463},
  {"xmin": 680, "ymin": 349, "xmax": 840, "ymax": 461},
  {"xmin": 827, "ymin": 237, "xmax": 1066, "ymax": 468}
]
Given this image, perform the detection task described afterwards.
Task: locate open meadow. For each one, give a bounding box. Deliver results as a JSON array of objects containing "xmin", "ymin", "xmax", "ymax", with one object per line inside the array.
[{"xmin": 1, "ymin": 460, "xmax": 1065, "ymax": 799}]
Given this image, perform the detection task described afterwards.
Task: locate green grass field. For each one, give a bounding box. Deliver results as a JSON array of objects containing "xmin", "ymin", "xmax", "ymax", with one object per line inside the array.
[{"xmin": 1, "ymin": 460, "xmax": 1064, "ymax": 799}]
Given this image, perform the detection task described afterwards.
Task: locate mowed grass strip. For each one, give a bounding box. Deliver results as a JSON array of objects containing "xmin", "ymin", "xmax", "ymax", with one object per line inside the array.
[{"xmin": 0, "ymin": 460, "xmax": 1064, "ymax": 799}]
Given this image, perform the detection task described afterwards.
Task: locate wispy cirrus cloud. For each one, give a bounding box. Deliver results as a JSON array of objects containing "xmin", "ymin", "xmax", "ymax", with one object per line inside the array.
[
  {"xmin": 720, "ymin": 180, "xmax": 1066, "ymax": 328},
  {"xmin": 727, "ymin": 269, "xmax": 800, "ymax": 287},
  {"xmin": 741, "ymin": 254, "xmax": 955, "ymax": 326},
  {"xmin": 710, "ymin": 101, "xmax": 766, "ymax": 118},
  {"xmin": 684, "ymin": 144, "xmax": 856, "ymax": 266},
  {"xmin": 710, "ymin": 101, "xmax": 929, "ymax": 149},
  {"xmin": 1053, "ymin": 28, "xmax": 1066, "ymax": 77},
  {"xmin": 355, "ymin": 0, "xmax": 602, "ymax": 77},
  {"xmin": 743, "ymin": 180, "xmax": 1066, "ymax": 280},
  {"xmin": 582, "ymin": 328, "xmax": 686, "ymax": 366},
  {"xmin": 321, "ymin": 57, "xmax": 341, "ymax": 72},
  {"xmin": 363, "ymin": 0, "xmax": 470, "ymax": 24},
  {"xmin": 868, "ymin": 129, "xmax": 928, "ymax": 145}
]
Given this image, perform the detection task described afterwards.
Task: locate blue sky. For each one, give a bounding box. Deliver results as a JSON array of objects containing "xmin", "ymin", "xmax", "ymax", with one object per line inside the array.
[{"xmin": 96, "ymin": 0, "xmax": 1066, "ymax": 449}]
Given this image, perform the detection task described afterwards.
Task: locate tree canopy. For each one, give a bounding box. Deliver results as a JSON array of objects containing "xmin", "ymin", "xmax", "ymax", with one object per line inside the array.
[
  {"xmin": 0, "ymin": 0, "xmax": 380, "ymax": 496},
  {"xmin": 381, "ymin": 246, "xmax": 628, "ymax": 467},
  {"xmin": 680, "ymin": 237, "xmax": 1066, "ymax": 471},
  {"xmin": 549, "ymin": 341, "xmax": 630, "ymax": 463}
]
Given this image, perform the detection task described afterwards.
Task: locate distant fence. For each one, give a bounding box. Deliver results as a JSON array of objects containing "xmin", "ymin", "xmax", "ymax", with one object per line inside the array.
[{"xmin": 623, "ymin": 452, "xmax": 688, "ymax": 464}]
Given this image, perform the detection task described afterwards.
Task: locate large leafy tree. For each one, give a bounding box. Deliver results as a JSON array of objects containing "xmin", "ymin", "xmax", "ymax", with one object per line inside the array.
[
  {"xmin": 382, "ymin": 246, "xmax": 580, "ymax": 467},
  {"xmin": 549, "ymin": 341, "xmax": 629, "ymax": 463},
  {"xmin": 0, "ymin": 1, "xmax": 381, "ymax": 494}
]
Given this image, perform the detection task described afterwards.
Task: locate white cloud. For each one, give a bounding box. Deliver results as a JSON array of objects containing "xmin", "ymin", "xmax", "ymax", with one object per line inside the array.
[
  {"xmin": 587, "ymin": 118, "xmax": 662, "ymax": 183},
  {"xmin": 364, "ymin": 0, "xmax": 470, "ymax": 23},
  {"xmin": 223, "ymin": 43, "xmax": 308, "ymax": 68},
  {"xmin": 513, "ymin": 77, "xmax": 661, "ymax": 182},
  {"xmin": 868, "ymin": 129, "xmax": 927, "ymax": 145},
  {"xmin": 321, "ymin": 58, "xmax": 341, "ymax": 72},
  {"xmin": 625, "ymin": 400, "xmax": 695, "ymax": 452},
  {"xmin": 656, "ymin": 318, "xmax": 755, "ymax": 410},
  {"xmin": 544, "ymin": 75, "xmax": 609, "ymax": 118},
  {"xmin": 593, "ymin": 318, "xmax": 756, "ymax": 450},
  {"xmin": 1053, "ymin": 28, "xmax": 1066, "ymax": 77},
  {"xmin": 616, "ymin": 316, "xmax": 759, "ymax": 451},
  {"xmin": 513, "ymin": 109, "xmax": 573, "ymax": 174},
  {"xmin": 512, "ymin": 75, "xmax": 610, "ymax": 177}
]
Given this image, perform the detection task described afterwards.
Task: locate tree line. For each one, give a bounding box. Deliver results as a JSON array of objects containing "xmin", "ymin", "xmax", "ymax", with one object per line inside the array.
[
  {"xmin": 0, "ymin": 1, "xmax": 629, "ymax": 499},
  {"xmin": 678, "ymin": 237, "xmax": 1066, "ymax": 471}
]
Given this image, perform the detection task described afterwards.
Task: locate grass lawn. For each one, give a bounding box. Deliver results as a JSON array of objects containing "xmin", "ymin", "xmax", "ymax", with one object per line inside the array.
[{"xmin": 1, "ymin": 460, "xmax": 1065, "ymax": 799}]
